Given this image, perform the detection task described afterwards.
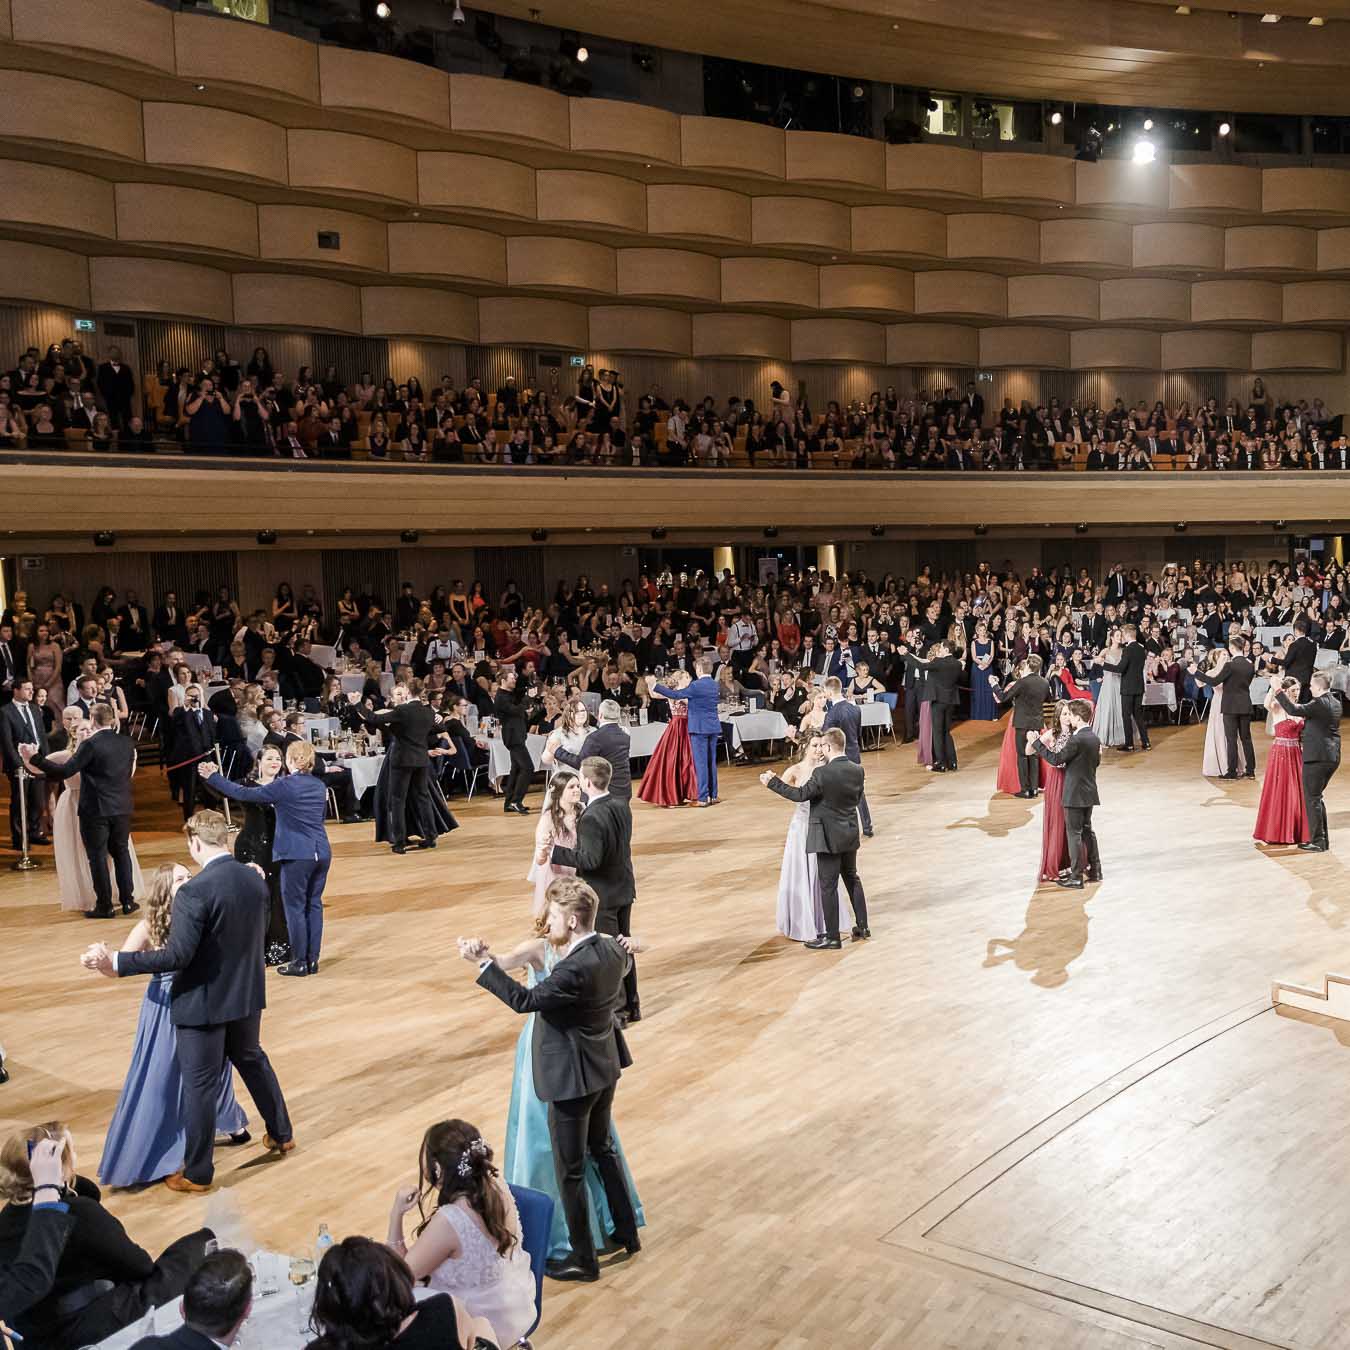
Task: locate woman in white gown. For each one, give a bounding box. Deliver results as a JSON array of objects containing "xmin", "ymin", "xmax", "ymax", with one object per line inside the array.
[
  {"xmin": 1200, "ymin": 648, "xmax": 1246, "ymax": 777},
  {"xmin": 388, "ymin": 1119, "xmax": 536, "ymax": 1350},
  {"xmin": 1091, "ymin": 636, "xmax": 1126, "ymax": 748},
  {"xmin": 775, "ymin": 737, "xmax": 824, "ymax": 941},
  {"xmin": 50, "ymin": 713, "xmax": 144, "ymax": 913}
]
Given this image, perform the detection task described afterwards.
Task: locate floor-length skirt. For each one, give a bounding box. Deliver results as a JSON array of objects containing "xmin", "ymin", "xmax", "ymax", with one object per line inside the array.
[
  {"xmin": 996, "ymin": 719, "xmax": 1045, "ymax": 795},
  {"xmin": 373, "ymin": 756, "xmax": 458, "ymax": 843},
  {"xmin": 99, "ymin": 972, "xmax": 247, "ymax": 1187},
  {"xmin": 969, "ymin": 666, "xmax": 998, "ymax": 720},
  {"xmin": 1038, "ymin": 765, "xmax": 1070, "ymax": 880},
  {"xmin": 503, "ymin": 970, "xmax": 645, "ymax": 1260},
  {"xmin": 53, "ymin": 777, "xmax": 144, "ymax": 912},
  {"xmin": 1253, "ymin": 741, "xmax": 1310, "ymax": 845},
  {"xmin": 637, "ymin": 714, "xmax": 698, "ymax": 807},
  {"xmin": 1092, "ymin": 672, "xmax": 1125, "ymax": 747},
  {"xmin": 776, "ymin": 801, "xmax": 823, "ymax": 940},
  {"xmin": 1201, "ymin": 684, "xmax": 1247, "ymax": 777},
  {"xmin": 917, "ymin": 701, "xmax": 934, "ymax": 767}
]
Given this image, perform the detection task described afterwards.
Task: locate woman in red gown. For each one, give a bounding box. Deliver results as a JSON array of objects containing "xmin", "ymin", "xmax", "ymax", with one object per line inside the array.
[
  {"xmin": 995, "ymin": 659, "xmax": 1047, "ymax": 796},
  {"xmin": 1036, "ymin": 702, "xmax": 1072, "ymax": 881},
  {"xmin": 1253, "ymin": 677, "xmax": 1310, "ymax": 846},
  {"xmin": 638, "ymin": 672, "xmax": 699, "ymax": 807}
]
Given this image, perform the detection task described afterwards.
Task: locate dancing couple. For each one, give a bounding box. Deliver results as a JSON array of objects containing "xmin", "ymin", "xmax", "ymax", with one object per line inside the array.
[
  {"xmin": 1027, "ymin": 699, "xmax": 1102, "ymax": 889},
  {"xmin": 761, "ymin": 727, "xmax": 870, "ymax": 950},
  {"xmin": 1189, "ymin": 637, "xmax": 1256, "ymax": 780}
]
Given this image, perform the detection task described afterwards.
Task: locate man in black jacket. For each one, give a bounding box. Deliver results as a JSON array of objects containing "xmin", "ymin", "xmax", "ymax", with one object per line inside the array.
[
  {"xmin": 898, "ymin": 638, "xmax": 963, "ymax": 771},
  {"xmin": 25, "ymin": 704, "xmax": 137, "ymax": 917},
  {"xmin": 96, "ymin": 345, "xmax": 136, "ymax": 429},
  {"xmin": 1, "ymin": 677, "xmax": 48, "ymax": 849},
  {"xmin": 1277, "ymin": 672, "xmax": 1341, "ymax": 851},
  {"xmin": 494, "ymin": 668, "xmax": 535, "ymax": 815},
  {"xmin": 1272, "ymin": 619, "xmax": 1319, "ymax": 701},
  {"xmin": 465, "ymin": 877, "xmax": 641, "ymax": 1283},
  {"xmin": 1030, "ymin": 699, "xmax": 1102, "ymax": 888},
  {"xmin": 1103, "ymin": 624, "xmax": 1150, "ymax": 751},
  {"xmin": 1188, "ymin": 639, "xmax": 1256, "ymax": 779},
  {"xmin": 546, "ymin": 699, "xmax": 632, "ymax": 799},
  {"xmin": 992, "ymin": 656, "xmax": 1051, "ymax": 797},
  {"xmin": 82, "ymin": 810, "xmax": 294, "ymax": 1191},
  {"xmin": 762, "ymin": 728, "xmax": 869, "ymax": 949},
  {"xmin": 170, "ymin": 685, "xmax": 218, "ymax": 821},
  {"xmin": 129, "ymin": 1248, "xmax": 254, "ymax": 1350},
  {"xmin": 354, "ymin": 682, "xmax": 437, "ymax": 853},
  {"xmin": 547, "ymin": 757, "xmax": 640, "ymax": 1022}
]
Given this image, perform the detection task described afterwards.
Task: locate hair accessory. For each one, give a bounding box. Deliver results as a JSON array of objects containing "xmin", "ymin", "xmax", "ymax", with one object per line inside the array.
[{"xmin": 456, "ymin": 1136, "xmax": 489, "ymax": 1177}]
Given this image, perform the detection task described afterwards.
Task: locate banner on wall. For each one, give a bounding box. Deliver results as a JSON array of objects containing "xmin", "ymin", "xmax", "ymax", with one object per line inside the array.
[{"xmin": 757, "ymin": 557, "xmax": 780, "ymax": 585}]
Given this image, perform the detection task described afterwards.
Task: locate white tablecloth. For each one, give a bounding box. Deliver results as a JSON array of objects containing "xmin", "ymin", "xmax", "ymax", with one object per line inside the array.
[
  {"xmin": 1333, "ymin": 667, "xmax": 1350, "ymax": 695},
  {"xmin": 304, "ymin": 715, "xmax": 339, "ymax": 738},
  {"xmin": 180, "ymin": 652, "xmax": 213, "ymax": 673},
  {"xmin": 339, "ymin": 673, "xmax": 365, "ymax": 694},
  {"xmin": 485, "ymin": 722, "xmax": 671, "ymax": 784},
  {"xmin": 1257, "ymin": 625, "xmax": 1294, "ymax": 648},
  {"xmin": 860, "ymin": 702, "xmax": 893, "ymax": 729},
  {"xmin": 726, "ymin": 710, "xmax": 790, "ymax": 747},
  {"xmin": 308, "ymin": 643, "xmax": 337, "ymax": 668},
  {"xmin": 1143, "ymin": 682, "xmax": 1178, "ymax": 711},
  {"xmin": 1315, "ymin": 646, "xmax": 1341, "ymax": 669},
  {"xmin": 329, "ymin": 753, "xmax": 384, "ymax": 795}
]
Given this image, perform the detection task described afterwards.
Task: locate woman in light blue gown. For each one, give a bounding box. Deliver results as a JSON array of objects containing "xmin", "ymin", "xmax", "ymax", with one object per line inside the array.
[
  {"xmin": 496, "ymin": 914, "xmax": 645, "ymax": 1260},
  {"xmin": 99, "ymin": 863, "xmax": 248, "ymax": 1188}
]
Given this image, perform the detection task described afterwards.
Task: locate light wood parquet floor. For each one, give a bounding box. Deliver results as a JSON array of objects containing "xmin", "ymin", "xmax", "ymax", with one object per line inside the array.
[{"xmin": 4, "ymin": 715, "xmax": 1350, "ymax": 1349}]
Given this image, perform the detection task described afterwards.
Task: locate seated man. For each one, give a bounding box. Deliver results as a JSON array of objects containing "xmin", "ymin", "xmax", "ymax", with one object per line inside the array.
[{"xmin": 129, "ymin": 1247, "xmax": 253, "ymax": 1350}]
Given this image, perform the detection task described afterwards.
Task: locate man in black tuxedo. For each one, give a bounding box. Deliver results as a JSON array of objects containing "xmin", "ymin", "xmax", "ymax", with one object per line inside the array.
[
  {"xmin": 1, "ymin": 678, "xmax": 49, "ymax": 849},
  {"xmin": 96, "ymin": 345, "xmax": 136, "ymax": 429},
  {"xmin": 153, "ymin": 590, "xmax": 187, "ymax": 645},
  {"xmin": 992, "ymin": 656, "xmax": 1051, "ymax": 797},
  {"xmin": 898, "ymin": 638, "xmax": 962, "ymax": 771},
  {"xmin": 1272, "ymin": 619, "xmax": 1319, "ymax": 701},
  {"xmin": 25, "ymin": 704, "xmax": 137, "ymax": 918},
  {"xmin": 0, "ymin": 618, "xmax": 26, "ymax": 706},
  {"xmin": 1277, "ymin": 672, "xmax": 1341, "ymax": 852},
  {"xmin": 465, "ymin": 878, "xmax": 641, "ymax": 1283},
  {"xmin": 761, "ymin": 728, "xmax": 869, "ymax": 949},
  {"xmin": 547, "ymin": 699, "xmax": 632, "ymax": 799},
  {"xmin": 821, "ymin": 676, "xmax": 872, "ymax": 836},
  {"xmin": 170, "ymin": 685, "xmax": 217, "ymax": 821},
  {"xmin": 1103, "ymin": 623, "xmax": 1150, "ymax": 750},
  {"xmin": 353, "ymin": 681, "xmax": 436, "ymax": 853},
  {"xmin": 129, "ymin": 1248, "xmax": 254, "ymax": 1350},
  {"xmin": 546, "ymin": 756, "xmax": 640, "ymax": 1023},
  {"xmin": 1188, "ymin": 638, "xmax": 1256, "ymax": 779},
  {"xmin": 494, "ymin": 667, "xmax": 535, "ymax": 815},
  {"xmin": 83, "ymin": 810, "xmax": 294, "ymax": 1191},
  {"xmin": 1029, "ymin": 699, "xmax": 1102, "ymax": 888},
  {"xmin": 119, "ymin": 589, "xmax": 150, "ymax": 644}
]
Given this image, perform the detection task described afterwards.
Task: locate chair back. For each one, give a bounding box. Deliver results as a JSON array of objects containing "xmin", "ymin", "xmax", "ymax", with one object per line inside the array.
[{"xmin": 508, "ymin": 1183, "xmax": 554, "ymax": 1340}]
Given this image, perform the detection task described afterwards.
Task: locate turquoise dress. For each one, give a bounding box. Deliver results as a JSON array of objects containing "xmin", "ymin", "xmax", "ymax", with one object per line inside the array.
[{"xmin": 502, "ymin": 952, "xmax": 646, "ymax": 1260}]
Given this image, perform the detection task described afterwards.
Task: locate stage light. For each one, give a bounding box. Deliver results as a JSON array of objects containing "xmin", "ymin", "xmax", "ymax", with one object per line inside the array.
[
  {"xmin": 1132, "ymin": 137, "xmax": 1156, "ymax": 163},
  {"xmin": 1075, "ymin": 522, "xmax": 1088, "ymax": 533},
  {"xmin": 870, "ymin": 525, "xmax": 885, "ymax": 537},
  {"xmin": 257, "ymin": 529, "xmax": 277, "ymax": 545},
  {"xmin": 1174, "ymin": 522, "xmax": 1188, "ymax": 533},
  {"xmin": 93, "ymin": 531, "xmax": 115, "ymax": 547},
  {"xmin": 763, "ymin": 526, "xmax": 779, "ymax": 539},
  {"xmin": 1260, "ymin": 12, "xmax": 1280, "ymax": 22},
  {"xmin": 451, "ymin": 0, "xmax": 465, "ymax": 24},
  {"xmin": 575, "ymin": 44, "xmax": 588, "ymax": 61},
  {"xmin": 1049, "ymin": 109, "xmax": 1063, "ymax": 126},
  {"xmin": 1143, "ymin": 116, "xmax": 1155, "ymax": 131},
  {"xmin": 375, "ymin": 1, "xmax": 391, "ymax": 17},
  {"xmin": 1175, "ymin": 4, "xmax": 1191, "ymax": 11},
  {"xmin": 401, "ymin": 529, "xmax": 419, "ymax": 543},
  {"xmin": 974, "ymin": 523, "xmax": 989, "ymax": 536},
  {"xmin": 1218, "ymin": 120, "xmax": 1232, "ymax": 136},
  {"xmin": 1309, "ymin": 15, "xmax": 1325, "ymax": 24},
  {"xmin": 1274, "ymin": 519, "xmax": 1288, "ymax": 530},
  {"xmin": 651, "ymin": 527, "xmax": 667, "ymax": 540},
  {"xmin": 530, "ymin": 528, "xmax": 548, "ymax": 542},
  {"xmin": 1075, "ymin": 125, "xmax": 1103, "ymax": 162}
]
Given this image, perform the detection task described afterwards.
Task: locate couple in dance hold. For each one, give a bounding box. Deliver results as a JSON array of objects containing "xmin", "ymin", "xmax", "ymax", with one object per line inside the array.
[
  {"xmin": 1252, "ymin": 671, "xmax": 1342, "ymax": 850},
  {"xmin": 1026, "ymin": 699, "xmax": 1103, "ymax": 890},
  {"xmin": 762, "ymin": 726, "xmax": 870, "ymax": 950}
]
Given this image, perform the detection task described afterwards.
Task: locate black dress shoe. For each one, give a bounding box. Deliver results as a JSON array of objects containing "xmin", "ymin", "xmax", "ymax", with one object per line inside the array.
[
  {"xmin": 277, "ymin": 962, "xmax": 309, "ymax": 976},
  {"xmin": 601, "ymin": 1234, "xmax": 642, "ymax": 1257},
  {"xmin": 27, "ymin": 834, "xmax": 50, "ymax": 846},
  {"xmin": 851, "ymin": 926, "xmax": 871, "ymax": 940},
  {"xmin": 307, "ymin": 961, "xmax": 319, "ymax": 975},
  {"xmin": 0, "ymin": 1056, "xmax": 8, "ymax": 1085},
  {"xmin": 219, "ymin": 1129, "xmax": 251, "ymax": 1147},
  {"xmin": 862, "ymin": 828, "xmax": 874, "ymax": 838},
  {"xmin": 1219, "ymin": 773, "xmax": 1239, "ymax": 781},
  {"xmin": 804, "ymin": 935, "xmax": 843, "ymax": 950},
  {"xmin": 391, "ymin": 843, "xmax": 408, "ymax": 854},
  {"xmin": 1085, "ymin": 871, "xmax": 1104, "ymax": 882},
  {"xmin": 1243, "ymin": 773, "xmax": 1256, "ymax": 780},
  {"xmin": 121, "ymin": 901, "xmax": 140, "ymax": 916},
  {"xmin": 1298, "ymin": 841, "xmax": 1328, "ymax": 852},
  {"xmin": 545, "ymin": 1258, "xmax": 600, "ymax": 1282},
  {"xmin": 416, "ymin": 839, "xmax": 437, "ymax": 849},
  {"xmin": 84, "ymin": 907, "xmax": 116, "ymax": 919},
  {"xmin": 623, "ymin": 1002, "xmax": 641, "ymax": 1023},
  {"xmin": 1055, "ymin": 876, "xmax": 1085, "ymax": 889}
]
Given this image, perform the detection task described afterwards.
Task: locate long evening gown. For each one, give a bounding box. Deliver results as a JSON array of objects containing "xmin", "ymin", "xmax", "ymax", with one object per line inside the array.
[
  {"xmin": 917, "ymin": 699, "xmax": 934, "ymax": 767},
  {"xmin": 996, "ymin": 718, "xmax": 1045, "ymax": 796},
  {"xmin": 637, "ymin": 701, "xmax": 698, "ymax": 806},
  {"xmin": 968, "ymin": 641, "xmax": 998, "ymax": 720},
  {"xmin": 776, "ymin": 800, "xmax": 823, "ymax": 940},
  {"xmin": 234, "ymin": 798, "xmax": 287, "ymax": 964},
  {"xmin": 98, "ymin": 972, "xmax": 247, "ymax": 1187},
  {"xmin": 1038, "ymin": 736, "xmax": 1070, "ymax": 881},
  {"xmin": 1092, "ymin": 670, "xmax": 1125, "ymax": 747},
  {"xmin": 1253, "ymin": 718, "xmax": 1310, "ymax": 845},
  {"xmin": 502, "ymin": 951, "xmax": 645, "ymax": 1261},
  {"xmin": 373, "ymin": 757, "xmax": 458, "ymax": 843},
  {"xmin": 50, "ymin": 749, "xmax": 144, "ymax": 912},
  {"xmin": 1201, "ymin": 683, "xmax": 1247, "ymax": 777}
]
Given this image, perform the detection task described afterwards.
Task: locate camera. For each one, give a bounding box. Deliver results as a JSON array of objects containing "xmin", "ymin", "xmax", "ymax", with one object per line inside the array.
[{"xmin": 451, "ymin": 0, "xmax": 466, "ymax": 24}]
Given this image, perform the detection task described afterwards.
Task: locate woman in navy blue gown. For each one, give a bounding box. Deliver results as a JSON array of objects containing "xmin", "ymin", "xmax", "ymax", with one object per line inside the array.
[{"xmin": 968, "ymin": 621, "xmax": 999, "ymax": 720}]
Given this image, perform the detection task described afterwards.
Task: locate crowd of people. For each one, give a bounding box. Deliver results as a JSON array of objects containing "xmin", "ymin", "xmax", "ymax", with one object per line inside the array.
[{"xmin": 3, "ymin": 337, "xmax": 1347, "ymax": 471}]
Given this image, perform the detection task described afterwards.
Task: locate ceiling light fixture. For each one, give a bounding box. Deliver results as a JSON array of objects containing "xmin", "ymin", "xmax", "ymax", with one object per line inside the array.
[
  {"xmin": 1309, "ymin": 14, "xmax": 1325, "ymax": 22},
  {"xmin": 1175, "ymin": 3, "xmax": 1190, "ymax": 11},
  {"xmin": 1260, "ymin": 12, "xmax": 1280, "ymax": 20},
  {"xmin": 1143, "ymin": 116, "xmax": 1155, "ymax": 130},
  {"xmin": 575, "ymin": 43, "xmax": 589, "ymax": 61},
  {"xmin": 1132, "ymin": 137, "xmax": 1156, "ymax": 163},
  {"xmin": 1049, "ymin": 109, "xmax": 1063, "ymax": 125},
  {"xmin": 374, "ymin": 0, "xmax": 392, "ymax": 16},
  {"xmin": 1218, "ymin": 119, "xmax": 1232, "ymax": 136}
]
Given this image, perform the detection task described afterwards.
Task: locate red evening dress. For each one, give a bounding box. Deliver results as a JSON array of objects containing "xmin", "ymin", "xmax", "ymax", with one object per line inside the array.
[
  {"xmin": 1038, "ymin": 755, "xmax": 1070, "ymax": 881},
  {"xmin": 996, "ymin": 716, "xmax": 1046, "ymax": 795},
  {"xmin": 638, "ymin": 702, "xmax": 699, "ymax": 807},
  {"xmin": 1253, "ymin": 718, "xmax": 1310, "ymax": 845}
]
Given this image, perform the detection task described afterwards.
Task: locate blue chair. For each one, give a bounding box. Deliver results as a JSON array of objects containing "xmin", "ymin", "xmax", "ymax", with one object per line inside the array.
[{"xmin": 508, "ymin": 1183, "xmax": 554, "ymax": 1346}]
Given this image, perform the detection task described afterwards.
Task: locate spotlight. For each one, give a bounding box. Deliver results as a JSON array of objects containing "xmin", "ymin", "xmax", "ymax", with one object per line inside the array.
[
  {"xmin": 1274, "ymin": 519, "xmax": 1288, "ymax": 530},
  {"xmin": 1309, "ymin": 15, "xmax": 1325, "ymax": 24},
  {"xmin": 974, "ymin": 523, "xmax": 989, "ymax": 536},
  {"xmin": 1175, "ymin": 3, "xmax": 1191, "ymax": 11},
  {"xmin": 1143, "ymin": 116, "xmax": 1155, "ymax": 131},
  {"xmin": 257, "ymin": 529, "xmax": 277, "ymax": 545},
  {"xmin": 192, "ymin": 83, "xmax": 207, "ymax": 92},
  {"xmin": 870, "ymin": 524, "xmax": 885, "ymax": 537},
  {"xmin": 93, "ymin": 530, "xmax": 115, "ymax": 547},
  {"xmin": 1075, "ymin": 125, "xmax": 1103, "ymax": 162},
  {"xmin": 1217, "ymin": 119, "xmax": 1232, "ymax": 137},
  {"xmin": 1260, "ymin": 13, "xmax": 1280, "ymax": 22},
  {"xmin": 1049, "ymin": 108, "xmax": 1063, "ymax": 126},
  {"xmin": 450, "ymin": 0, "xmax": 465, "ymax": 24},
  {"xmin": 763, "ymin": 526, "xmax": 779, "ymax": 539},
  {"xmin": 632, "ymin": 47, "xmax": 655, "ymax": 72},
  {"xmin": 1174, "ymin": 522, "xmax": 1188, "ymax": 533},
  {"xmin": 651, "ymin": 527, "xmax": 667, "ymax": 540},
  {"xmin": 575, "ymin": 44, "xmax": 588, "ymax": 62},
  {"xmin": 374, "ymin": 1, "xmax": 391, "ymax": 17},
  {"xmin": 530, "ymin": 528, "xmax": 548, "ymax": 542},
  {"xmin": 401, "ymin": 529, "xmax": 419, "ymax": 543},
  {"xmin": 1132, "ymin": 137, "xmax": 1156, "ymax": 163},
  {"xmin": 1075, "ymin": 522, "xmax": 1088, "ymax": 533}
]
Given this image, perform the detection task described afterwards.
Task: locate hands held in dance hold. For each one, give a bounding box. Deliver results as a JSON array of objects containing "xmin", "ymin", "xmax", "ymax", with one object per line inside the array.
[
  {"xmin": 540, "ymin": 729, "xmax": 563, "ymax": 767},
  {"xmin": 457, "ymin": 936, "xmax": 492, "ymax": 965},
  {"xmin": 1024, "ymin": 727, "xmax": 1052, "ymax": 750},
  {"xmin": 616, "ymin": 934, "xmax": 646, "ymax": 955},
  {"xmin": 81, "ymin": 942, "xmax": 115, "ymax": 977},
  {"xmin": 759, "ymin": 770, "xmax": 777, "ymax": 786},
  {"xmin": 196, "ymin": 760, "xmax": 215, "ymax": 780}
]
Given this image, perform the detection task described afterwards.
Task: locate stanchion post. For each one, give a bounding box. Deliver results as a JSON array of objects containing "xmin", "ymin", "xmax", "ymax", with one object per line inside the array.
[{"xmin": 11, "ymin": 762, "xmax": 41, "ymax": 871}]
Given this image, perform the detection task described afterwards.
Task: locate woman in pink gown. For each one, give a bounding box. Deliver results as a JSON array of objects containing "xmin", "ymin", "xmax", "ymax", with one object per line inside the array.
[
  {"xmin": 638, "ymin": 672, "xmax": 699, "ymax": 807},
  {"xmin": 1253, "ymin": 677, "xmax": 1310, "ymax": 846},
  {"xmin": 526, "ymin": 772, "xmax": 580, "ymax": 916},
  {"xmin": 1036, "ymin": 702, "xmax": 1072, "ymax": 881}
]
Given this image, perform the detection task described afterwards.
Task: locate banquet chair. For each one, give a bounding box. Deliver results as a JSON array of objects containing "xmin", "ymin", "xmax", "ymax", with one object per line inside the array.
[{"xmin": 507, "ymin": 1183, "xmax": 554, "ymax": 1347}]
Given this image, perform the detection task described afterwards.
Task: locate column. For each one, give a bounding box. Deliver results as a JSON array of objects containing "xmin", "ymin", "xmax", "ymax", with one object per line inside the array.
[
  {"xmin": 713, "ymin": 545, "xmax": 735, "ymax": 579},
  {"xmin": 817, "ymin": 543, "xmax": 838, "ymax": 578}
]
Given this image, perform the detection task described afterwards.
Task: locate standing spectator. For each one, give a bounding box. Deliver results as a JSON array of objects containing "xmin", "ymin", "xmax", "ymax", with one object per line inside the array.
[
  {"xmin": 95, "ymin": 346, "xmax": 136, "ymax": 430},
  {"xmin": 184, "ymin": 379, "xmax": 230, "ymax": 455}
]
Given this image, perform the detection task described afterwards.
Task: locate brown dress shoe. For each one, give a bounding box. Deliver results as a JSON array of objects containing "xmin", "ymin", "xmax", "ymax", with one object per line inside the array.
[
  {"xmin": 263, "ymin": 1134, "xmax": 296, "ymax": 1155},
  {"xmin": 164, "ymin": 1171, "xmax": 213, "ymax": 1194}
]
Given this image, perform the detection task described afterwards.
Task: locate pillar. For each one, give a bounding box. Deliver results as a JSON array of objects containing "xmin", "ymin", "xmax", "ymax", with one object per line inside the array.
[
  {"xmin": 1330, "ymin": 535, "xmax": 1344, "ymax": 564},
  {"xmin": 817, "ymin": 543, "xmax": 838, "ymax": 578},
  {"xmin": 713, "ymin": 545, "xmax": 735, "ymax": 578}
]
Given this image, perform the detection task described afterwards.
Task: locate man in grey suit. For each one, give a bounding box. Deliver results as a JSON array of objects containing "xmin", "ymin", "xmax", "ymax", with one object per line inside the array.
[{"xmin": 760, "ymin": 727, "xmax": 870, "ymax": 950}]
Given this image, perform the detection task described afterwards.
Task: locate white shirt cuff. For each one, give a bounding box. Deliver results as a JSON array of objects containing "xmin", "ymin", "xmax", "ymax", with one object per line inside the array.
[
  {"xmin": 111, "ymin": 951, "xmax": 120, "ymax": 973},
  {"xmin": 477, "ymin": 957, "xmax": 493, "ymax": 972}
]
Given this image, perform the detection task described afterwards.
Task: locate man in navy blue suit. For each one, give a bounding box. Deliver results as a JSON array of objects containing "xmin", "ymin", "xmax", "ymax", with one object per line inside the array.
[
  {"xmin": 821, "ymin": 676, "xmax": 873, "ymax": 837},
  {"xmin": 202, "ymin": 740, "xmax": 331, "ymax": 977},
  {"xmin": 652, "ymin": 658, "xmax": 722, "ymax": 805}
]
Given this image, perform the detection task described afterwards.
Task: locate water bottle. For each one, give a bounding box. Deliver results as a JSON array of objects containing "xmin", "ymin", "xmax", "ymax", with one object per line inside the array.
[{"xmin": 314, "ymin": 1222, "xmax": 333, "ymax": 1264}]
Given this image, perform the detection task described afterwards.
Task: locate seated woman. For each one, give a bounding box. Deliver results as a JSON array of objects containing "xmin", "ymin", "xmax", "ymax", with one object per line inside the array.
[
  {"xmin": 850, "ymin": 660, "xmax": 883, "ymax": 701},
  {"xmin": 307, "ymin": 1236, "xmax": 494, "ymax": 1350},
  {"xmin": 0, "ymin": 1123, "xmax": 212, "ymax": 1349},
  {"xmin": 387, "ymin": 1121, "xmax": 536, "ymax": 1349}
]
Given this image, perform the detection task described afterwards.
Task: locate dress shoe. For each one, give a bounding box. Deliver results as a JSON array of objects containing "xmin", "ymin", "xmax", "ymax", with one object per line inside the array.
[
  {"xmin": 601, "ymin": 1234, "xmax": 642, "ymax": 1257},
  {"xmin": 623, "ymin": 1002, "xmax": 641, "ymax": 1024},
  {"xmin": 84, "ymin": 907, "xmax": 116, "ymax": 919},
  {"xmin": 862, "ymin": 828, "xmax": 875, "ymax": 838},
  {"xmin": 1120, "ymin": 746, "xmax": 1136, "ymax": 753},
  {"xmin": 545, "ymin": 1258, "xmax": 600, "ymax": 1282},
  {"xmin": 164, "ymin": 1171, "xmax": 213, "ymax": 1194},
  {"xmin": 1055, "ymin": 876, "xmax": 1085, "ymax": 890},
  {"xmin": 27, "ymin": 834, "xmax": 50, "ymax": 846},
  {"xmin": 851, "ymin": 926, "xmax": 871, "ymax": 941},
  {"xmin": 416, "ymin": 839, "xmax": 437, "ymax": 849},
  {"xmin": 1219, "ymin": 773, "xmax": 1238, "ymax": 781},
  {"xmin": 0, "ymin": 1054, "xmax": 8, "ymax": 1084},
  {"xmin": 1298, "ymin": 841, "xmax": 1328, "ymax": 852},
  {"xmin": 339, "ymin": 815, "xmax": 362, "ymax": 825},
  {"xmin": 263, "ymin": 1133, "xmax": 296, "ymax": 1155},
  {"xmin": 1243, "ymin": 773, "xmax": 1256, "ymax": 780},
  {"xmin": 121, "ymin": 901, "xmax": 140, "ymax": 916},
  {"xmin": 804, "ymin": 935, "xmax": 843, "ymax": 950},
  {"xmin": 277, "ymin": 962, "xmax": 309, "ymax": 977},
  {"xmin": 1085, "ymin": 871, "xmax": 1104, "ymax": 883},
  {"xmin": 391, "ymin": 843, "xmax": 408, "ymax": 854},
  {"xmin": 219, "ymin": 1129, "xmax": 252, "ymax": 1147},
  {"xmin": 307, "ymin": 961, "xmax": 320, "ymax": 975}
]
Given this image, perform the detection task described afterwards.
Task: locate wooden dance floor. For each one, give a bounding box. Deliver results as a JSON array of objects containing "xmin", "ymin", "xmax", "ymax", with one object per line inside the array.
[{"xmin": 6, "ymin": 717, "xmax": 1350, "ymax": 1349}]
